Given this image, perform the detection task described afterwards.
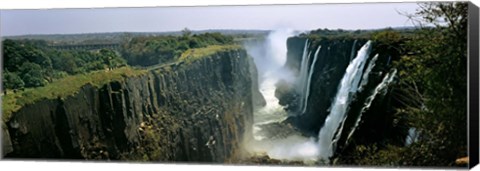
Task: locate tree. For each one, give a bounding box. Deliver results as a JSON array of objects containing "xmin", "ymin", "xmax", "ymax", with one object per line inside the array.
[
  {"xmin": 19, "ymin": 62, "xmax": 46, "ymax": 88},
  {"xmin": 393, "ymin": 2, "xmax": 468, "ymax": 166},
  {"xmin": 181, "ymin": 27, "xmax": 192, "ymax": 38},
  {"xmin": 3, "ymin": 71, "xmax": 25, "ymax": 91},
  {"xmin": 99, "ymin": 49, "xmax": 126, "ymax": 70},
  {"xmin": 413, "ymin": 2, "xmax": 467, "ymax": 40},
  {"xmin": 3, "ymin": 39, "xmax": 26, "ymax": 72},
  {"xmin": 51, "ymin": 51, "xmax": 78, "ymax": 74},
  {"xmin": 372, "ymin": 30, "xmax": 402, "ymax": 46},
  {"xmin": 119, "ymin": 32, "xmax": 234, "ymax": 66}
]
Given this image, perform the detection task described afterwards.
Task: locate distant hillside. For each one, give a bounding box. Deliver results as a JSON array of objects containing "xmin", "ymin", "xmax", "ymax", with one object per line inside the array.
[
  {"xmin": 2, "ymin": 27, "xmax": 419, "ymax": 46},
  {"xmin": 2, "ymin": 29, "xmax": 270, "ymax": 45}
]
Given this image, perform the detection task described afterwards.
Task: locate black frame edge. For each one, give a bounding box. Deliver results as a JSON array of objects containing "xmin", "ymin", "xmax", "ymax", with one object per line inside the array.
[{"xmin": 468, "ymin": 1, "xmax": 479, "ymax": 169}]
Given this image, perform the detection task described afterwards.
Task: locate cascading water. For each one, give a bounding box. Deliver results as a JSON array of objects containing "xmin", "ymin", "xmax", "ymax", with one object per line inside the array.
[
  {"xmin": 405, "ymin": 127, "xmax": 419, "ymax": 146},
  {"xmin": 301, "ymin": 45, "xmax": 321, "ymax": 114},
  {"xmin": 349, "ymin": 40, "xmax": 358, "ymax": 61},
  {"xmin": 346, "ymin": 69, "xmax": 397, "ymax": 142},
  {"xmin": 296, "ymin": 39, "xmax": 310, "ymax": 114},
  {"xmin": 330, "ymin": 53, "xmax": 380, "ymax": 151},
  {"xmin": 296, "ymin": 41, "xmax": 322, "ymax": 115},
  {"xmin": 358, "ymin": 54, "xmax": 379, "ymax": 92},
  {"xmin": 245, "ymin": 35, "xmax": 396, "ymax": 164},
  {"xmin": 317, "ymin": 41, "xmax": 373, "ymax": 160}
]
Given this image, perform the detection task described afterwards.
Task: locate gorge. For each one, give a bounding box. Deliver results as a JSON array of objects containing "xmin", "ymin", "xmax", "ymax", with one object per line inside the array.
[
  {"xmin": 244, "ymin": 30, "xmax": 401, "ymax": 164},
  {"xmin": 2, "ymin": 46, "xmax": 261, "ymax": 162},
  {"xmin": 0, "ymin": 29, "xmax": 429, "ymax": 165}
]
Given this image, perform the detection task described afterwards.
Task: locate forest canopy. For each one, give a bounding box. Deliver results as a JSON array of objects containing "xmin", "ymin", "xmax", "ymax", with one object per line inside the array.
[
  {"xmin": 120, "ymin": 32, "xmax": 234, "ymax": 66},
  {"xmin": 2, "ymin": 31, "xmax": 236, "ymax": 91},
  {"xmin": 2, "ymin": 39, "xmax": 126, "ymax": 90}
]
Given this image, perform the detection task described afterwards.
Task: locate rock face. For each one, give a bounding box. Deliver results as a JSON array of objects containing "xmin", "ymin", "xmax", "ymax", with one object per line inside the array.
[{"xmin": 3, "ymin": 48, "xmax": 258, "ymax": 163}]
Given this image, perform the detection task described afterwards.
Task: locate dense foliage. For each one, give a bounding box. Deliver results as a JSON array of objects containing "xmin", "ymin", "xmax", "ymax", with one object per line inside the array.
[
  {"xmin": 305, "ymin": 27, "xmax": 417, "ymax": 41},
  {"xmin": 2, "ymin": 39, "xmax": 127, "ymax": 90},
  {"xmin": 2, "ymin": 67, "xmax": 145, "ymax": 121},
  {"xmin": 2, "ymin": 31, "xmax": 241, "ymax": 123},
  {"xmin": 337, "ymin": 2, "xmax": 468, "ymax": 167},
  {"xmin": 394, "ymin": 2, "xmax": 467, "ymax": 166},
  {"xmin": 120, "ymin": 31, "xmax": 234, "ymax": 66}
]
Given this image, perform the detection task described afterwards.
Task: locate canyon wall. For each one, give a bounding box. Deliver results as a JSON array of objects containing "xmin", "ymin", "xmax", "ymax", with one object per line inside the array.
[{"xmin": 2, "ymin": 48, "xmax": 259, "ymax": 163}]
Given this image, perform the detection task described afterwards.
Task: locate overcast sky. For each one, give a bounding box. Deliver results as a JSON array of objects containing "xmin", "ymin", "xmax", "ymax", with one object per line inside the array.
[{"xmin": 0, "ymin": 2, "xmax": 420, "ymax": 36}]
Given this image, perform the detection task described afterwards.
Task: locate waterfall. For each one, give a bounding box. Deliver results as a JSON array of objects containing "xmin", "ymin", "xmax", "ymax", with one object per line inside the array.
[
  {"xmin": 317, "ymin": 41, "xmax": 372, "ymax": 160},
  {"xmin": 332, "ymin": 52, "xmax": 378, "ymax": 149},
  {"xmin": 301, "ymin": 45, "xmax": 321, "ymax": 114},
  {"xmin": 346, "ymin": 69, "xmax": 397, "ymax": 142},
  {"xmin": 358, "ymin": 54, "xmax": 379, "ymax": 92},
  {"xmin": 405, "ymin": 127, "xmax": 420, "ymax": 146},
  {"xmin": 297, "ymin": 40, "xmax": 322, "ymax": 115},
  {"xmin": 349, "ymin": 40, "xmax": 358, "ymax": 61},
  {"xmin": 296, "ymin": 39, "xmax": 310, "ymax": 113},
  {"xmin": 349, "ymin": 45, "xmax": 371, "ymax": 93}
]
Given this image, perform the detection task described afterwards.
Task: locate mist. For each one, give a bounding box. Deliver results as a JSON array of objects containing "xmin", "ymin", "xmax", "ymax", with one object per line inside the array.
[
  {"xmin": 243, "ymin": 29, "xmax": 321, "ymax": 163},
  {"xmin": 243, "ymin": 28, "xmax": 297, "ymax": 83},
  {"xmin": 245, "ymin": 135, "xmax": 320, "ymax": 163}
]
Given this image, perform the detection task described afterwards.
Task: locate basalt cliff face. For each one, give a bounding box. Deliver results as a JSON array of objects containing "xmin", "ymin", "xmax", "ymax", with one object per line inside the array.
[{"xmin": 2, "ymin": 48, "xmax": 259, "ymax": 163}]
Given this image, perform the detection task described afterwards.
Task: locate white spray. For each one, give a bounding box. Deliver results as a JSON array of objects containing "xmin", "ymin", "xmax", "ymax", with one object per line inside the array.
[
  {"xmin": 244, "ymin": 29, "xmax": 296, "ymax": 128},
  {"xmin": 244, "ymin": 30, "xmax": 324, "ymax": 163}
]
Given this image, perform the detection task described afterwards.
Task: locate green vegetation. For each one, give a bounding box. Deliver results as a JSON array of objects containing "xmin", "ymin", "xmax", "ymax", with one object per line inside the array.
[
  {"xmin": 121, "ymin": 31, "xmax": 235, "ymax": 66},
  {"xmin": 178, "ymin": 44, "xmax": 243, "ymax": 63},
  {"xmin": 2, "ymin": 29, "xmax": 240, "ymax": 123},
  {"xmin": 2, "ymin": 39, "xmax": 126, "ymax": 90},
  {"xmin": 2, "ymin": 67, "xmax": 146, "ymax": 122},
  {"xmin": 337, "ymin": 2, "xmax": 468, "ymax": 167},
  {"xmin": 305, "ymin": 27, "xmax": 417, "ymax": 41},
  {"xmin": 6, "ymin": 33, "xmax": 131, "ymax": 45},
  {"xmin": 392, "ymin": 2, "xmax": 467, "ymax": 166}
]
